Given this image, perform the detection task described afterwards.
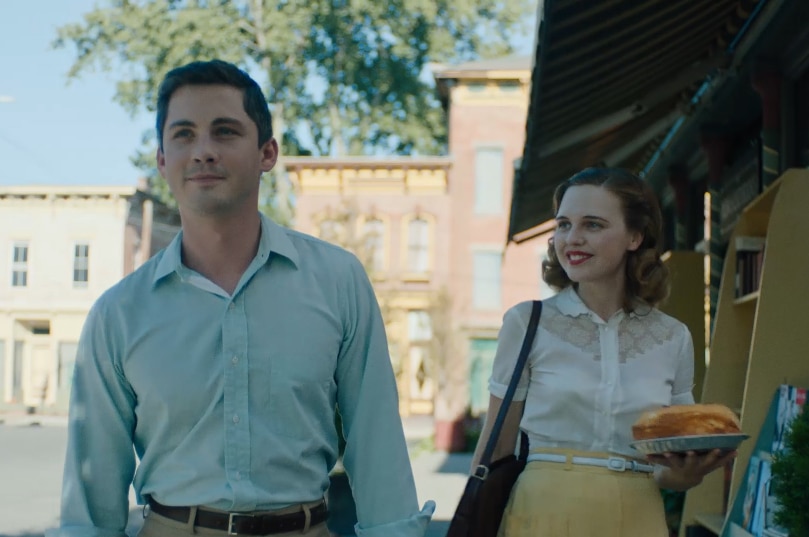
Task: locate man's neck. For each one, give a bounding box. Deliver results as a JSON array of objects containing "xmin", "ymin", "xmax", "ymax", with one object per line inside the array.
[{"xmin": 179, "ymin": 211, "xmax": 262, "ymax": 295}]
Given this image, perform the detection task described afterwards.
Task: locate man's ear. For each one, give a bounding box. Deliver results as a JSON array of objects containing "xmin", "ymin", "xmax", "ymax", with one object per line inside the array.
[
  {"xmin": 156, "ymin": 147, "xmax": 166, "ymax": 176},
  {"xmin": 260, "ymin": 138, "xmax": 279, "ymax": 173}
]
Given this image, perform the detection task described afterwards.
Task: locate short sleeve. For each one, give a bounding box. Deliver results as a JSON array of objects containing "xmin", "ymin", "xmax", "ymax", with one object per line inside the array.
[
  {"xmin": 488, "ymin": 301, "xmax": 538, "ymax": 402},
  {"xmin": 671, "ymin": 324, "xmax": 696, "ymax": 405}
]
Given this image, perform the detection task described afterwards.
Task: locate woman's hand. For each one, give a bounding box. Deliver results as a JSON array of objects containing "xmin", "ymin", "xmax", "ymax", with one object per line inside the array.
[{"xmin": 647, "ymin": 449, "xmax": 738, "ymax": 491}]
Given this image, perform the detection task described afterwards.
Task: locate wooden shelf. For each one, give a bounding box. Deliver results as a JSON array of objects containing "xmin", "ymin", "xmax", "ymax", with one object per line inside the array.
[
  {"xmin": 679, "ymin": 169, "xmax": 809, "ymax": 537},
  {"xmin": 733, "ymin": 291, "xmax": 759, "ymax": 306},
  {"xmin": 694, "ymin": 513, "xmax": 725, "ymax": 535}
]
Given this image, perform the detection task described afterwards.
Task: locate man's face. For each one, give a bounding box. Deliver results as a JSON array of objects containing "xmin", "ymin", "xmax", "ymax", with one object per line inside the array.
[{"xmin": 157, "ymin": 84, "xmax": 277, "ymax": 218}]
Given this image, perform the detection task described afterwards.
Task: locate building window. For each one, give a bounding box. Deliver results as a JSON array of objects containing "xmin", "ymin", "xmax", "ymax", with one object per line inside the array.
[
  {"xmin": 12, "ymin": 340, "xmax": 23, "ymax": 402},
  {"xmin": 407, "ymin": 310, "xmax": 432, "ymax": 341},
  {"xmin": 0, "ymin": 339, "xmax": 5, "ymax": 401},
  {"xmin": 407, "ymin": 311, "xmax": 433, "ymax": 401},
  {"xmin": 473, "ymin": 250, "xmax": 502, "ymax": 310},
  {"xmin": 407, "ymin": 217, "xmax": 430, "ymax": 274},
  {"xmin": 57, "ymin": 342, "xmax": 78, "ymax": 390},
  {"xmin": 469, "ymin": 338, "xmax": 498, "ymax": 415},
  {"xmin": 499, "ymin": 81, "xmax": 521, "ymax": 93},
  {"xmin": 362, "ymin": 218, "xmax": 385, "ymax": 273},
  {"xmin": 73, "ymin": 243, "xmax": 89, "ymax": 287},
  {"xmin": 474, "ymin": 148, "xmax": 504, "ymax": 215},
  {"xmin": 11, "ymin": 242, "xmax": 29, "ymax": 287},
  {"xmin": 467, "ymin": 82, "xmax": 487, "ymax": 93}
]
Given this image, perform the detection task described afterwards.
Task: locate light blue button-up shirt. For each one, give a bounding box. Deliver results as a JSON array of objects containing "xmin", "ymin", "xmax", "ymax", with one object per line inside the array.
[{"xmin": 55, "ymin": 213, "xmax": 434, "ymax": 537}]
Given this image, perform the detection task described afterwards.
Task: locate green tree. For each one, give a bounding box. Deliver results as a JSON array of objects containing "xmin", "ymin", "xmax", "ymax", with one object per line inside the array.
[{"xmin": 53, "ymin": 0, "xmax": 533, "ymax": 223}]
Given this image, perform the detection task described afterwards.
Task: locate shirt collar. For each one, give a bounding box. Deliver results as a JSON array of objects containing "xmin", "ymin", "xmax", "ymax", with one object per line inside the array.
[
  {"xmin": 556, "ymin": 286, "xmax": 592, "ymax": 318},
  {"xmin": 152, "ymin": 212, "xmax": 300, "ymax": 285},
  {"xmin": 556, "ymin": 286, "xmax": 647, "ymax": 321}
]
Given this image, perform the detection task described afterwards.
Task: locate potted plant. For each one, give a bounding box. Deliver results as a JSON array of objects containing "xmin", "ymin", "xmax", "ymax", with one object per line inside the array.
[{"xmin": 770, "ymin": 402, "xmax": 809, "ymax": 537}]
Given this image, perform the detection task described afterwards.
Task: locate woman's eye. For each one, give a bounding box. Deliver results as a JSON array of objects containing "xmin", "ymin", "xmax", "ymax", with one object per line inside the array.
[
  {"xmin": 556, "ymin": 221, "xmax": 570, "ymax": 230},
  {"xmin": 173, "ymin": 130, "xmax": 192, "ymax": 139},
  {"xmin": 586, "ymin": 221, "xmax": 603, "ymax": 229}
]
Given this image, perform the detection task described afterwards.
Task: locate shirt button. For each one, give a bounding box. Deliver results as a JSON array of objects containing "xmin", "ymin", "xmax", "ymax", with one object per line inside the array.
[
  {"xmin": 229, "ymin": 303, "xmax": 235, "ymax": 310},
  {"xmin": 233, "ymin": 415, "xmax": 240, "ymax": 424},
  {"xmin": 235, "ymin": 471, "xmax": 242, "ymax": 480},
  {"xmin": 232, "ymin": 356, "xmax": 239, "ymax": 365}
]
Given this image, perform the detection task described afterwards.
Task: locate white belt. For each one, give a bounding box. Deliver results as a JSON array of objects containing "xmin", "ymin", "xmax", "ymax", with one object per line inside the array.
[{"xmin": 527, "ymin": 453, "xmax": 655, "ymax": 473}]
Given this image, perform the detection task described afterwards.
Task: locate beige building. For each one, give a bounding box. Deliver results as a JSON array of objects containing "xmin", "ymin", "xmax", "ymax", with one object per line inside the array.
[
  {"xmin": 0, "ymin": 186, "xmax": 179, "ymax": 413},
  {"xmin": 286, "ymin": 157, "xmax": 453, "ymax": 417}
]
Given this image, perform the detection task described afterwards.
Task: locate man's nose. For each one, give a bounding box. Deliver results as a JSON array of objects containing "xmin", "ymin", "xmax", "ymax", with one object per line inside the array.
[{"xmin": 192, "ymin": 135, "xmax": 219, "ymax": 163}]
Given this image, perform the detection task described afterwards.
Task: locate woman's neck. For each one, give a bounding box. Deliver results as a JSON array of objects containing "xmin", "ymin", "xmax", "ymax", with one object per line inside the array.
[{"xmin": 575, "ymin": 281, "xmax": 626, "ymax": 322}]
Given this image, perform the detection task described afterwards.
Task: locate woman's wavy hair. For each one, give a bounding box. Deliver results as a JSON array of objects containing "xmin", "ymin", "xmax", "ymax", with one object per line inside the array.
[{"xmin": 542, "ymin": 167, "xmax": 670, "ymax": 311}]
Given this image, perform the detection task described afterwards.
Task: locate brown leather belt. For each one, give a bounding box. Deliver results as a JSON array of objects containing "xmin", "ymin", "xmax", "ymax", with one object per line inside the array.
[{"xmin": 147, "ymin": 498, "xmax": 329, "ymax": 535}]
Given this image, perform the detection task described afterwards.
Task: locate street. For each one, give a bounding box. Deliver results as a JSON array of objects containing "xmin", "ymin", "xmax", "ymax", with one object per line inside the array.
[{"xmin": 0, "ymin": 419, "xmax": 470, "ymax": 537}]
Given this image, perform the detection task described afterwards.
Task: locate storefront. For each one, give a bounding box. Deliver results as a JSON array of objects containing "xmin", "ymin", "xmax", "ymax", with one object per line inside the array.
[{"xmin": 511, "ymin": 1, "xmax": 809, "ymax": 535}]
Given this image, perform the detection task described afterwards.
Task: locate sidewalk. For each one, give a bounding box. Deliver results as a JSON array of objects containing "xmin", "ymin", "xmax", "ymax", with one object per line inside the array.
[
  {"xmin": 403, "ymin": 415, "xmax": 473, "ymax": 537},
  {"xmin": 0, "ymin": 412, "xmax": 68, "ymax": 428}
]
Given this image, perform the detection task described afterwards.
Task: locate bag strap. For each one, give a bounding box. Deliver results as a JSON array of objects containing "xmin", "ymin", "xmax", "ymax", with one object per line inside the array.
[{"xmin": 477, "ymin": 300, "xmax": 542, "ymax": 472}]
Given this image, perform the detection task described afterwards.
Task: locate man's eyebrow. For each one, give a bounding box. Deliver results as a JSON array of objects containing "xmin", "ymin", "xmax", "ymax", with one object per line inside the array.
[
  {"xmin": 167, "ymin": 119, "xmax": 195, "ymax": 130},
  {"xmin": 212, "ymin": 117, "xmax": 245, "ymax": 128},
  {"xmin": 555, "ymin": 215, "xmax": 609, "ymax": 222},
  {"xmin": 167, "ymin": 118, "xmax": 245, "ymax": 129}
]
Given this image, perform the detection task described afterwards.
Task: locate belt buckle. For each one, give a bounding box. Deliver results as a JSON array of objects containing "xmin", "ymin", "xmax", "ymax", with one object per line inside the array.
[
  {"xmin": 228, "ymin": 512, "xmax": 254, "ymax": 536},
  {"xmin": 606, "ymin": 456, "xmax": 627, "ymax": 472}
]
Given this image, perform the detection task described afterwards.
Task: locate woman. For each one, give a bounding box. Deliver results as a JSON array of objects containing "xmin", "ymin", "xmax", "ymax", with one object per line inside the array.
[{"xmin": 472, "ymin": 167, "xmax": 735, "ymax": 537}]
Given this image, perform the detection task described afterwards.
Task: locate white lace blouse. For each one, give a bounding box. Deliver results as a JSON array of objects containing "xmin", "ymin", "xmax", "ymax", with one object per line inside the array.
[{"xmin": 489, "ymin": 287, "xmax": 695, "ymax": 458}]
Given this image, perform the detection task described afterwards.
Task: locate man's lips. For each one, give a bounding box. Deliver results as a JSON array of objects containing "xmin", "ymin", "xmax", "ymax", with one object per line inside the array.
[
  {"xmin": 186, "ymin": 174, "xmax": 225, "ymax": 184},
  {"xmin": 566, "ymin": 251, "xmax": 592, "ymax": 266}
]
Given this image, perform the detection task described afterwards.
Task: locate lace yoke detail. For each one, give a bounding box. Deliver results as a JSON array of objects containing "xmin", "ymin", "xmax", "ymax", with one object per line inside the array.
[{"xmin": 541, "ymin": 303, "xmax": 679, "ymax": 363}]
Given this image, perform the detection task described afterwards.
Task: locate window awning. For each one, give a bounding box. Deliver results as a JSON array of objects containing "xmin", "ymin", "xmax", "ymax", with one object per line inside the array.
[{"xmin": 509, "ymin": 0, "xmax": 761, "ymax": 243}]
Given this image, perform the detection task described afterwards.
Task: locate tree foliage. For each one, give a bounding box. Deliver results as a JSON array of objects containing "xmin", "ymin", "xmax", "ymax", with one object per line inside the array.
[{"xmin": 53, "ymin": 0, "xmax": 533, "ymax": 222}]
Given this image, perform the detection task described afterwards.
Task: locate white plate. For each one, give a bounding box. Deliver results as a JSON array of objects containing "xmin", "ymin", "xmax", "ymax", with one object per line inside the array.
[{"xmin": 630, "ymin": 433, "xmax": 750, "ymax": 455}]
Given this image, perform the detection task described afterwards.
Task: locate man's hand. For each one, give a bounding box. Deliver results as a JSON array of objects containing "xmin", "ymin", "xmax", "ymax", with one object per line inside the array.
[{"xmin": 647, "ymin": 449, "xmax": 738, "ymax": 491}]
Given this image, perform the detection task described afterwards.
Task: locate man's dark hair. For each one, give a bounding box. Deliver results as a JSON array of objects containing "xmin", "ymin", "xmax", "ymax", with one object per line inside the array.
[{"xmin": 155, "ymin": 59, "xmax": 273, "ymax": 150}]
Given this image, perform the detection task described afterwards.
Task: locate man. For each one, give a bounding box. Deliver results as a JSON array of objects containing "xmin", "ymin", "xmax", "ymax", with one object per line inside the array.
[{"xmin": 54, "ymin": 60, "xmax": 434, "ymax": 537}]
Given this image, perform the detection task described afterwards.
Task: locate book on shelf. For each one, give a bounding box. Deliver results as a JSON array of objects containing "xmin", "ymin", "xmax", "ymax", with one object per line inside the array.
[
  {"xmin": 735, "ymin": 236, "xmax": 766, "ymax": 298},
  {"xmin": 732, "ymin": 384, "xmax": 806, "ymax": 537},
  {"xmin": 772, "ymin": 384, "xmax": 807, "ymax": 453}
]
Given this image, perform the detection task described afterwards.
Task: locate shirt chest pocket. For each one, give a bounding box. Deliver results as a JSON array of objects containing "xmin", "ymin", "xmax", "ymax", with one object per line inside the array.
[{"xmin": 263, "ymin": 350, "xmax": 337, "ymax": 441}]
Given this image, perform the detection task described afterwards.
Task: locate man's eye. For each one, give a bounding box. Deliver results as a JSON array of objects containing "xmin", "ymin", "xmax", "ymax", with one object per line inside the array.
[
  {"xmin": 586, "ymin": 221, "xmax": 603, "ymax": 229},
  {"xmin": 173, "ymin": 130, "xmax": 192, "ymax": 139},
  {"xmin": 217, "ymin": 127, "xmax": 238, "ymax": 136}
]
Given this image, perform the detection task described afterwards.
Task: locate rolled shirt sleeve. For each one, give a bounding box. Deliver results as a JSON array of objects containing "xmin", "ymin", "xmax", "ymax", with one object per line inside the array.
[{"xmin": 335, "ymin": 255, "xmax": 435, "ymax": 537}]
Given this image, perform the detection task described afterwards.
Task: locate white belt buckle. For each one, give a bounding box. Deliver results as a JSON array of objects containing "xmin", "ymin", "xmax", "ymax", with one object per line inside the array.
[{"xmin": 606, "ymin": 456, "xmax": 627, "ymax": 472}]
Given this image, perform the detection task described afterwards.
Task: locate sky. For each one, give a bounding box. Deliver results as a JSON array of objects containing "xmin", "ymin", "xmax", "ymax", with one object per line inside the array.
[{"xmin": 0, "ymin": 2, "xmax": 537, "ymax": 188}]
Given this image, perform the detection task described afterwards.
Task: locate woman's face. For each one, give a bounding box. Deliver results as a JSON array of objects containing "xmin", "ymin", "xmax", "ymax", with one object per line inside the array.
[{"xmin": 553, "ymin": 185, "xmax": 642, "ymax": 288}]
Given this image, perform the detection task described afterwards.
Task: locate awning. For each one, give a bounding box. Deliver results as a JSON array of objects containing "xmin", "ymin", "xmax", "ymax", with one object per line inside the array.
[{"xmin": 509, "ymin": 0, "xmax": 761, "ymax": 243}]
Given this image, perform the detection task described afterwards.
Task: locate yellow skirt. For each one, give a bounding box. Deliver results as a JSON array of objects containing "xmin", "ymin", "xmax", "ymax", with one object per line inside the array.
[{"xmin": 497, "ymin": 449, "xmax": 669, "ymax": 537}]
